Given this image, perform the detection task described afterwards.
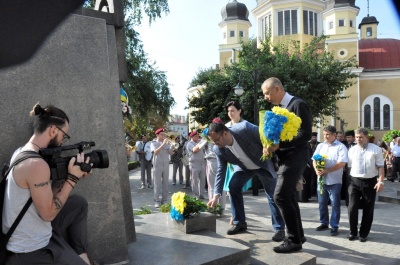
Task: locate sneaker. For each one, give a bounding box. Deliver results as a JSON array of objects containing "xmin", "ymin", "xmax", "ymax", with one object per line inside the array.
[
  {"xmin": 273, "ymin": 238, "xmax": 302, "ymax": 253},
  {"xmin": 330, "ymin": 227, "xmax": 339, "ymax": 236},
  {"xmin": 272, "ymin": 230, "xmax": 285, "ymax": 242},
  {"xmin": 140, "ymin": 184, "xmax": 146, "ymax": 189},
  {"xmin": 154, "ymin": 202, "xmax": 160, "ymax": 208},
  {"xmin": 316, "ymin": 224, "xmax": 329, "ymax": 231}
]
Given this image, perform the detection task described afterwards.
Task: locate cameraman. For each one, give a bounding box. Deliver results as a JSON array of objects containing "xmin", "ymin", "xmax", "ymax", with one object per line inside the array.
[{"xmin": 2, "ymin": 103, "xmax": 92, "ymax": 265}]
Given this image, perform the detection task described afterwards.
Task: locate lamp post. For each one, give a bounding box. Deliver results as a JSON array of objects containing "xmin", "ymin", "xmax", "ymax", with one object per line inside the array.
[{"xmin": 233, "ymin": 69, "xmax": 259, "ymax": 196}]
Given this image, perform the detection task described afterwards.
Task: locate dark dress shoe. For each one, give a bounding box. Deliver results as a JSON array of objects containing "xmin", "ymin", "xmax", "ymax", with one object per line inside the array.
[
  {"xmin": 272, "ymin": 230, "xmax": 285, "ymax": 242},
  {"xmin": 227, "ymin": 222, "xmax": 247, "ymax": 235},
  {"xmin": 347, "ymin": 234, "xmax": 358, "ymax": 241},
  {"xmin": 359, "ymin": 237, "xmax": 367, "ymax": 242},
  {"xmin": 301, "ymin": 236, "xmax": 307, "ymax": 244},
  {"xmin": 273, "ymin": 238, "xmax": 302, "ymax": 253},
  {"xmin": 316, "ymin": 224, "xmax": 329, "ymax": 231}
]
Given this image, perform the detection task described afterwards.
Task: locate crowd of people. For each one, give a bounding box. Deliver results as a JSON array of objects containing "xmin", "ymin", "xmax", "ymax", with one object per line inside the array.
[{"xmin": 131, "ymin": 76, "xmax": 396, "ymax": 254}]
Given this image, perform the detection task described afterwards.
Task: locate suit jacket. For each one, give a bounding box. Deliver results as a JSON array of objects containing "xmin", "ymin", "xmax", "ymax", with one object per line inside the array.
[
  {"xmin": 213, "ymin": 120, "xmax": 277, "ymax": 195},
  {"xmin": 276, "ymin": 96, "xmax": 312, "ymax": 159}
]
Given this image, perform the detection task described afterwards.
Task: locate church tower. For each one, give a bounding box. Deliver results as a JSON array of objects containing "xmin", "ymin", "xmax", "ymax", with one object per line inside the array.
[
  {"xmin": 323, "ymin": 0, "xmax": 360, "ymax": 60},
  {"xmin": 219, "ymin": 0, "xmax": 251, "ymax": 67}
]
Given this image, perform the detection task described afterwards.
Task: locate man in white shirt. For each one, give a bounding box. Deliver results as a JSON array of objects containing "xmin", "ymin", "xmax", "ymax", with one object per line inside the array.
[
  {"xmin": 347, "ymin": 128, "xmax": 385, "ymax": 242},
  {"xmin": 313, "ymin": 126, "xmax": 348, "ymax": 236}
]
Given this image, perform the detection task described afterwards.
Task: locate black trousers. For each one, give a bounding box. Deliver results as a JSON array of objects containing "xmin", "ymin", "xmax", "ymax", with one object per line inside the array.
[
  {"xmin": 6, "ymin": 195, "xmax": 89, "ymax": 265},
  {"xmin": 348, "ymin": 177, "xmax": 377, "ymax": 238},
  {"xmin": 274, "ymin": 149, "xmax": 309, "ymax": 244},
  {"xmin": 390, "ymin": 157, "xmax": 400, "ymax": 180}
]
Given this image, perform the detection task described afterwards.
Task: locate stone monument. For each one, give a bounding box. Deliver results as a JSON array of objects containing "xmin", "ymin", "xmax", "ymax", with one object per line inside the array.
[{"xmin": 0, "ymin": 1, "xmax": 135, "ymax": 264}]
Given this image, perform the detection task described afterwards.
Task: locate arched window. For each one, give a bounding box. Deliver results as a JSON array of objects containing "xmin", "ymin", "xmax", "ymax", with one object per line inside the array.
[
  {"xmin": 373, "ymin": 97, "xmax": 380, "ymax": 130},
  {"xmin": 362, "ymin": 95, "xmax": 393, "ymax": 130},
  {"xmin": 383, "ymin": 104, "xmax": 390, "ymax": 130},
  {"xmin": 364, "ymin": 105, "xmax": 371, "ymax": 129}
]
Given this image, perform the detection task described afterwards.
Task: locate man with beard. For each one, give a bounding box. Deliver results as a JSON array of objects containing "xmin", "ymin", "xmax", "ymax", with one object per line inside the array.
[{"xmin": 2, "ymin": 103, "xmax": 92, "ymax": 264}]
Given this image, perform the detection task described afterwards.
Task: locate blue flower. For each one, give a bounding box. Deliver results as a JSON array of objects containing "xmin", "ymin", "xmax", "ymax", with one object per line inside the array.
[
  {"xmin": 170, "ymin": 207, "xmax": 184, "ymax": 221},
  {"xmin": 263, "ymin": 111, "xmax": 288, "ymax": 144},
  {"xmin": 313, "ymin": 154, "xmax": 323, "ymax": 161}
]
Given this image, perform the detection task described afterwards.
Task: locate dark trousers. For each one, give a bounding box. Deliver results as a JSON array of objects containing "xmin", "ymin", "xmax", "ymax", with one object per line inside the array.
[
  {"xmin": 140, "ymin": 158, "xmax": 152, "ymax": 185},
  {"xmin": 390, "ymin": 157, "xmax": 400, "ymax": 180},
  {"xmin": 184, "ymin": 165, "xmax": 190, "ymax": 186},
  {"xmin": 274, "ymin": 149, "xmax": 308, "ymax": 244},
  {"xmin": 6, "ymin": 195, "xmax": 89, "ymax": 265},
  {"xmin": 172, "ymin": 161, "xmax": 183, "ymax": 184},
  {"xmin": 348, "ymin": 177, "xmax": 377, "ymax": 238}
]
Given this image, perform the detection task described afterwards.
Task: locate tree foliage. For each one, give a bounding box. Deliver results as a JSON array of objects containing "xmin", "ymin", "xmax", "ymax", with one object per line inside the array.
[{"xmin": 188, "ymin": 36, "xmax": 358, "ymax": 126}]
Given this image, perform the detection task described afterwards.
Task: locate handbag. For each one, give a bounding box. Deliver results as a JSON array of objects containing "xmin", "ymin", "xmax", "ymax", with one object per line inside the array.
[{"xmin": 0, "ymin": 151, "xmax": 41, "ymax": 264}]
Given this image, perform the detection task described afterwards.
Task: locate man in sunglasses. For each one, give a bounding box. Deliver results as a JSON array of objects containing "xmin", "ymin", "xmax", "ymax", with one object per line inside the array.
[
  {"xmin": 207, "ymin": 122, "xmax": 285, "ymax": 241},
  {"xmin": 2, "ymin": 103, "xmax": 93, "ymax": 264}
]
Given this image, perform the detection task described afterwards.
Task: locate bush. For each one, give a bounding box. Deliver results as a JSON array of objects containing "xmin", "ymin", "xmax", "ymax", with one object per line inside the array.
[
  {"xmin": 128, "ymin": 161, "xmax": 140, "ymax": 171},
  {"xmin": 383, "ymin": 130, "xmax": 400, "ymax": 143},
  {"xmin": 133, "ymin": 206, "xmax": 152, "ymax": 215}
]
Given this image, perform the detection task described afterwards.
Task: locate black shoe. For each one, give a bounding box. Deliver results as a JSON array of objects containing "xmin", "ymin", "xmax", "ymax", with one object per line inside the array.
[
  {"xmin": 387, "ymin": 178, "xmax": 394, "ymax": 182},
  {"xmin": 272, "ymin": 230, "xmax": 285, "ymax": 242},
  {"xmin": 359, "ymin": 237, "xmax": 367, "ymax": 242},
  {"xmin": 347, "ymin": 234, "xmax": 358, "ymax": 241},
  {"xmin": 227, "ymin": 222, "xmax": 247, "ymax": 235},
  {"xmin": 273, "ymin": 238, "xmax": 302, "ymax": 253},
  {"xmin": 316, "ymin": 224, "xmax": 329, "ymax": 231},
  {"xmin": 330, "ymin": 227, "xmax": 339, "ymax": 236},
  {"xmin": 301, "ymin": 237, "xmax": 307, "ymax": 244}
]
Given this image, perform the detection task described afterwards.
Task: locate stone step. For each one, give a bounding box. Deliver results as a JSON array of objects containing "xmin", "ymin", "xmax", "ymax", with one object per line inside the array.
[
  {"xmin": 128, "ymin": 213, "xmax": 316, "ymax": 265},
  {"xmin": 378, "ymin": 194, "xmax": 400, "ymax": 204}
]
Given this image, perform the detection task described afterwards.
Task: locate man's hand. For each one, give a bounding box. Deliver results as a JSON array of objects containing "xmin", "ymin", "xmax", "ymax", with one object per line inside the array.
[
  {"xmin": 68, "ymin": 152, "xmax": 91, "ymax": 179},
  {"xmin": 207, "ymin": 194, "xmax": 220, "ymax": 208},
  {"xmin": 374, "ymin": 182, "xmax": 384, "ymax": 193},
  {"xmin": 263, "ymin": 144, "xmax": 279, "ymax": 157}
]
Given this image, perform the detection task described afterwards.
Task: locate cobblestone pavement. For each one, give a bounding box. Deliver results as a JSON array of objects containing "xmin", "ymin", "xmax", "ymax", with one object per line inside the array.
[{"xmin": 129, "ymin": 165, "xmax": 400, "ymax": 265}]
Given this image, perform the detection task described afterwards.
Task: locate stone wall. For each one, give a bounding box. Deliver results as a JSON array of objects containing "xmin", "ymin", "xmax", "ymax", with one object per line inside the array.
[{"xmin": 0, "ymin": 14, "xmax": 135, "ymax": 264}]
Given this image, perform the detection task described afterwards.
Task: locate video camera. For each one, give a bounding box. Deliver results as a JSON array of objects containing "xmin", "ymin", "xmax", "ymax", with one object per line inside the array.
[{"xmin": 39, "ymin": 141, "xmax": 109, "ymax": 180}]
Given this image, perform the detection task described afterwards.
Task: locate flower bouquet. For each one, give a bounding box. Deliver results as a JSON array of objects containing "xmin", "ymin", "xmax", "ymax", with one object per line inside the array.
[
  {"xmin": 170, "ymin": 192, "xmax": 207, "ymax": 221},
  {"xmin": 313, "ymin": 154, "xmax": 328, "ymax": 194},
  {"xmin": 259, "ymin": 107, "xmax": 302, "ymax": 160}
]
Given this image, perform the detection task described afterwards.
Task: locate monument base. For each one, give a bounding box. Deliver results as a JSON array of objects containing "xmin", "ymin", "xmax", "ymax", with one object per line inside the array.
[{"xmin": 172, "ymin": 212, "xmax": 216, "ymax": 234}]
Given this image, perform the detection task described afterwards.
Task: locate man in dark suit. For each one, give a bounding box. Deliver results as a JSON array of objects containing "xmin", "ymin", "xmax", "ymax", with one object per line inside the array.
[
  {"xmin": 207, "ymin": 122, "xmax": 285, "ymax": 241},
  {"xmin": 261, "ymin": 77, "xmax": 312, "ymax": 253}
]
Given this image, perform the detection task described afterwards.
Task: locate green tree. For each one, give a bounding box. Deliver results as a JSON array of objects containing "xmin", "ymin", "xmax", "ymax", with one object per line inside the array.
[{"xmin": 189, "ymin": 36, "xmax": 358, "ymax": 126}]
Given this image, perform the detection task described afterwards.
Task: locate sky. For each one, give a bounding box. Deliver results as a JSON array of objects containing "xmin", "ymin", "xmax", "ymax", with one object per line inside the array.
[{"xmin": 136, "ymin": 0, "xmax": 400, "ymax": 116}]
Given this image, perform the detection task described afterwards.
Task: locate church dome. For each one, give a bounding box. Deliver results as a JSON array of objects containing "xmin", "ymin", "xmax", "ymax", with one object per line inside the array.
[
  {"xmin": 221, "ymin": 0, "xmax": 249, "ymax": 22},
  {"xmin": 359, "ymin": 38, "xmax": 400, "ymax": 71},
  {"xmin": 358, "ymin": 15, "xmax": 379, "ymax": 29}
]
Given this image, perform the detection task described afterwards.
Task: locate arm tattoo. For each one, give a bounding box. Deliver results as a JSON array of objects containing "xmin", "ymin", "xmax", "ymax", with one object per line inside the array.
[
  {"xmin": 34, "ymin": 181, "xmax": 49, "ymax": 188},
  {"xmin": 53, "ymin": 196, "xmax": 64, "ymax": 211}
]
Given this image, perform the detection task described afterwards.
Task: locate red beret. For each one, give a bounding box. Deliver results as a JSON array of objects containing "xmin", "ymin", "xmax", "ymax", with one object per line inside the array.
[
  {"xmin": 155, "ymin": 128, "xmax": 164, "ymax": 135},
  {"xmin": 212, "ymin": 117, "xmax": 224, "ymax": 124},
  {"xmin": 189, "ymin": 131, "xmax": 198, "ymax": 137}
]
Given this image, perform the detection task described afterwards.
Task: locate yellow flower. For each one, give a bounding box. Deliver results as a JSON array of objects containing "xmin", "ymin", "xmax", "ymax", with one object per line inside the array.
[{"xmin": 171, "ymin": 191, "xmax": 187, "ymax": 214}]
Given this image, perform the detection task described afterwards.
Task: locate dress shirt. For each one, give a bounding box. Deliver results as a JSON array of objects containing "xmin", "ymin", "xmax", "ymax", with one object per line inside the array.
[
  {"xmin": 278, "ymin": 92, "xmax": 294, "ymax": 109},
  {"xmin": 391, "ymin": 145, "xmax": 400, "ymax": 157},
  {"xmin": 313, "ymin": 139, "xmax": 348, "ymax": 185},
  {"xmin": 348, "ymin": 143, "xmax": 384, "ymax": 179}
]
